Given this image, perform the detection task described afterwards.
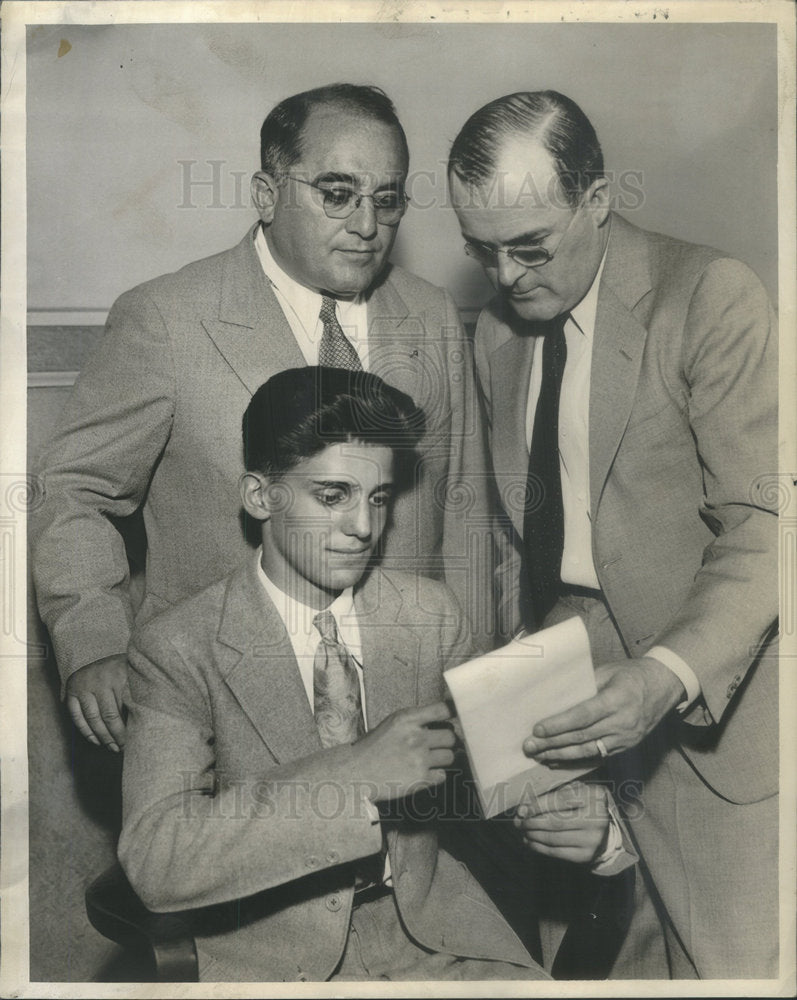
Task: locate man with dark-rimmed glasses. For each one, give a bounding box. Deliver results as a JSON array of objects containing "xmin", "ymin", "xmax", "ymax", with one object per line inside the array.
[{"xmin": 31, "ymin": 83, "xmax": 492, "ymax": 758}]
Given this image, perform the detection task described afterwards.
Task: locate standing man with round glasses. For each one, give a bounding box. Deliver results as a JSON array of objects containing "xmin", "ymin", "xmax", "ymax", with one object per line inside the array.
[
  {"xmin": 448, "ymin": 90, "xmax": 779, "ymax": 979},
  {"xmin": 31, "ymin": 83, "xmax": 491, "ymax": 754}
]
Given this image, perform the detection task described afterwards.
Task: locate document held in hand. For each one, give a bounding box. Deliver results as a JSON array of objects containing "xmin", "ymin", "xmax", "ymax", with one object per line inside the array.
[{"xmin": 445, "ymin": 616, "xmax": 598, "ymax": 818}]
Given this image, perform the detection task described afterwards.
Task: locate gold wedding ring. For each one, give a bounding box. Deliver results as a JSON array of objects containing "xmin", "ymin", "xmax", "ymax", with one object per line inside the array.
[{"xmin": 595, "ymin": 737, "xmax": 609, "ymax": 759}]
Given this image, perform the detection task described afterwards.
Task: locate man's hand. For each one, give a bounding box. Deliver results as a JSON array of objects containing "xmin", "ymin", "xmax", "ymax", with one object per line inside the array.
[
  {"xmin": 65, "ymin": 654, "xmax": 129, "ymax": 751},
  {"xmin": 514, "ymin": 781, "xmax": 610, "ymax": 864},
  {"xmin": 352, "ymin": 700, "xmax": 455, "ymax": 803},
  {"xmin": 522, "ymin": 657, "xmax": 685, "ymax": 763}
]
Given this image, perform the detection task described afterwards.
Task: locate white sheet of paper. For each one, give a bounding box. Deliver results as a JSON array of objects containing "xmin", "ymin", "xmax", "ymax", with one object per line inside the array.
[{"xmin": 445, "ymin": 616, "xmax": 598, "ymax": 817}]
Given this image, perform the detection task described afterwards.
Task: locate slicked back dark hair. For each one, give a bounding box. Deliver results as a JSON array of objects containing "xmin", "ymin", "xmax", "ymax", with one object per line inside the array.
[
  {"xmin": 242, "ymin": 366, "xmax": 424, "ymax": 489},
  {"xmin": 448, "ymin": 90, "xmax": 604, "ymax": 206},
  {"xmin": 260, "ymin": 83, "xmax": 409, "ymax": 175}
]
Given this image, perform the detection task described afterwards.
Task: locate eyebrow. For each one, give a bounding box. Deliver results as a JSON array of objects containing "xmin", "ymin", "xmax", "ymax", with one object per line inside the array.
[
  {"xmin": 313, "ymin": 171, "xmax": 404, "ymax": 192},
  {"xmin": 308, "ymin": 478, "xmax": 395, "ymax": 492},
  {"xmin": 309, "ymin": 478, "xmax": 354, "ymax": 488},
  {"xmin": 466, "ymin": 228, "xmax": 550, "ymax": 250}
]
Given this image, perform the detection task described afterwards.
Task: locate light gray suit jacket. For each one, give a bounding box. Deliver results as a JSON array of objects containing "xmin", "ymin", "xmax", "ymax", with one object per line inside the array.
[
  {"xmin": 31, "ymin": 225, "xmax": 492, "ymax": 685},
  {"xmin": 475, "ymin": 213, "xmax": 778, "ymax": 806},
  {"xmin": 118, "ymin": 562, "xmax": 541, "ymax": 982}
]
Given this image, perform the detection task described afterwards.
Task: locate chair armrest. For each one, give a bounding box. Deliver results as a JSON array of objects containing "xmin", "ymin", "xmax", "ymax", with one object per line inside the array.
[{"xmin": 85, "ymin": 862, "xmax": 199, "ymax": 982}]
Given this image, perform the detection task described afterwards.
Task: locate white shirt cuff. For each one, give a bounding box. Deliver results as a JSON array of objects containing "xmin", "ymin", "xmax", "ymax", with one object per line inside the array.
[
  {"xmin": 591, "ymin": 807, "xmax": 624, "ymax": 872},
  {"xmin": 646, "ymin": 645, "xmax": 701, "ymax": 712}
]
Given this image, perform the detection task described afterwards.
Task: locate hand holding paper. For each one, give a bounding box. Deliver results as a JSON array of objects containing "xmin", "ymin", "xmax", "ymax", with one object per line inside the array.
[
  {"xmin": 523, "ymin": 656, "xmax": 686, "ymax": 763},
  {"xmin": 444, "ymin": 616, "xmax": 600, "ymax": 818}
]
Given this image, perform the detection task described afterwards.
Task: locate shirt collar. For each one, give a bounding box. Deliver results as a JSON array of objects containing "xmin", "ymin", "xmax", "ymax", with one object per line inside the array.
[
  {"xmin": 255, "ymin": 548, "xmax": 355, "ymax": 640},
  {"xmin": 254, "ymin": 224, "xmax": 361, "ymax": 338}
]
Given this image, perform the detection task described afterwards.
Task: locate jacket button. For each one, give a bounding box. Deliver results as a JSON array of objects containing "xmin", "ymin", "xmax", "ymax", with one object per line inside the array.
[
  {"xmin": 305, "ymin": 855, "xmax": 319, "ymax": 869},
  {"xmin": 326, "ymin": 894, "xmax": 342, "ymax": 912},
  {"xmin": 326, "ymin": 850, "xmax": 340, "ymax": 864}
]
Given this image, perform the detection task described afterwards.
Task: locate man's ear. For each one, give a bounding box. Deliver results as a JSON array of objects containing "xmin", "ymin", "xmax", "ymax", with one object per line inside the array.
[
  {"xmin": 585, "ymin": 175, "xmax": 611, "ymax": 228},
  {"xmin": 239, "ymin": 470, "xmax": 271, "ymax": 522},
  {"xmin": 250, "ymin": 171, "xmax": 280, "ymax": 224}
]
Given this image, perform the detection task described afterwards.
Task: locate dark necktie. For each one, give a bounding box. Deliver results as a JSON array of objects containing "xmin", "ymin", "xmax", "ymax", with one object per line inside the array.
[
  {"xmin": 312, "ymin": 610, "xmax": 365, "ymax": 748},
  {"xmin": 523, "ymin": 313, "xmax": 568, "ymax": 628},
  {"xmin": 318, "ymin": 295, "xmax": 363, "ymax": 371}
]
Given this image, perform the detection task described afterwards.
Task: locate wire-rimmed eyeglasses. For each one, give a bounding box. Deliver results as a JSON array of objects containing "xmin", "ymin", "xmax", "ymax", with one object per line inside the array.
[
  {"xmin": 281, "ymin": 174, "xmax": 409, "ymax": 225},
  {"xmin": 463, "ymin": 204, "xmax": 582, "ymax": 269}
]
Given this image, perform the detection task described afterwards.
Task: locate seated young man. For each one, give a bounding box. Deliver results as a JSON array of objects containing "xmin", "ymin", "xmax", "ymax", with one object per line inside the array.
[{"xmin": 118, "ymin": 366, "xmax": 619, "ymax": 982}]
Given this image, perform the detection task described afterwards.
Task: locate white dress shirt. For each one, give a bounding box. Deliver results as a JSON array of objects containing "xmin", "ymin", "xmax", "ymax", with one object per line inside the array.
[
  {"xmin": 524, "ymin": 251, "xmax": 700, "ymax": 710},
  {"xmin": 256, "ymin": 554, "xmax": 367, "ymax": 723},
  {"xmin": 254, "ymin": 225, "xmax": 369, "ymax": 368}
]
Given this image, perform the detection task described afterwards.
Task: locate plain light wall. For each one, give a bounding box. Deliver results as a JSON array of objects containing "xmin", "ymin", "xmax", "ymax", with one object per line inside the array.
[{"xmin": 27, "ymin": 21, "xmax": 778, "ymax": 313}]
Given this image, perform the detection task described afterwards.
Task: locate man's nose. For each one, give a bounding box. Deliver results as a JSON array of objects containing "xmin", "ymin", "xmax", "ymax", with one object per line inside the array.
[
  {"xmin": 343, "ymin": 498, "xmax": 373, "ymax": 540},
  {"xmin": 345, "ymin": 195, "xmax": 379, "ymax": 239},
  {"xmin": 495, "ymin": 251, "xmax": 528, "ymax": 288}
]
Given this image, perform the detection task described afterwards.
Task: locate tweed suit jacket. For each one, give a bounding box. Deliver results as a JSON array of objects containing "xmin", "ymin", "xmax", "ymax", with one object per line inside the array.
[
  {"xmin": 118, "ymin": 562, "xmax": 539, "ymax": 982},
  {"xmin": 30, "ymin": 225, "xmax": 491, "ymax": 685},
  {"xmin": 475, "ymin": 213, "xmax": 779, "ymax": 806}
]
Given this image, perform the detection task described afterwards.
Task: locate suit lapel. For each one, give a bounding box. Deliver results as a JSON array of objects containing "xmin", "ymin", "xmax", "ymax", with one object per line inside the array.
[
  {"xmin": 201, "ymin": 225, "xmax": 305, "ymax": 394},
  {"xmin": 589, "ymin": 216, "xmax": 653, "ymax": 513},
  {"xmin": 366, "ymin": 270, "xmax": 426, "ymax": 404},
  {"xmin": 355, "ymin": 569, "xmax": 419, "ymax": 730},
  {"xmin": 216, "ymin": 560, "xmax": 321, "ymax": 763},
  {"xmin": 491, "ymin": 330, "xmax": 537, "ymax": 538}
]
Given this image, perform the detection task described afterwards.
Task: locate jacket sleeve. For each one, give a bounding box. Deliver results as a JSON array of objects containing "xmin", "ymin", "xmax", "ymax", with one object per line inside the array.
[
  {"xmin": 29, "ymin": 287, "xmax": 175, "ymax": 687},
  {"xmin": 118, "ymin": 626, "xmax": 384, "ymax": 913},
  {"xmin": 652, "ymin": 257, "xmax": 779, "ymax": 725}
]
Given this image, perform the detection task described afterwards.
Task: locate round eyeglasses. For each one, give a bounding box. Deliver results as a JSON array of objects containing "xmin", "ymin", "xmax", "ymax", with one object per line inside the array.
[
  {"xmin": 282, "ymin": 174, "xmax": 409, "ymax": 225},
  {"xmin": 463, "ymin": 205, "xmax": 582, "ymax": 269}
]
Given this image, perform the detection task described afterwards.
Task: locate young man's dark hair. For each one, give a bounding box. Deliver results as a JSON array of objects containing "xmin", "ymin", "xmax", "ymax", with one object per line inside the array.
[{"xmin": 242, "ymin": 365, "xmax": 424, "ymax": 488}]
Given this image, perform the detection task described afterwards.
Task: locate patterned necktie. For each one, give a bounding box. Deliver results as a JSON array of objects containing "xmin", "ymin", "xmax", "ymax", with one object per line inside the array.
[
  {"xmin": 318, "ymin": 295, "xmax": 363, "ymax": 370},
  {"xmin": 523, "ymin": 313, "xmax": 569, "ymax": 629},
  {"xmin": 312, "ymin": 610, "xmax": 365, "ymax": 747}
]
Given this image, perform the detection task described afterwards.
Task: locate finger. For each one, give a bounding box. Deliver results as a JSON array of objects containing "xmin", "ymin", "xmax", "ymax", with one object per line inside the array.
[
  {"xmin": 96, "ymin": 690, "xmax": 126, "ymax": 750},
  {"xmin": 427, "ymin": 768, "xmax": 447, "ymax": 786},
  {"xmin": 410, "ymin": 701, "xmax": 454, "ymax": 725},
  {"xmin": 525, "ymin": 720, "xmax": 619, "ymax": 757},
  {"xmin": 523, "ymin": 840, "xmax": 594, "ymax": 864},
  {"xmin": 520, "ymin": 811, "xmax": 592, "ymax": 833},
  {"xmin": 522, "ymin": 825, "xmax": 598, "ymax": 847},
  {"xmin": 424, "ymin": 725, "xmax": 456, "ymax": 750},
  {"xmin": 528, "ymin": 694, "xmax": 614, "ymax": 742},
  {"xmin": 79, "ymin": 694, "xmax": 119, "ymax": 750},
  {"xmin": 66, "ymin": 696, "xmax": 100, "ymax": 746},
  {"xmin": 521, "ymin": 782, "xmax": 591, "ymax": 816},
  {"xmin": 533, "ymin": 740, "xmax": 616, "ymax": 764},
  {"xmin": 520, "ymin": 804, "xmax": 587, "ymax": 827},
  {"xmin": 428, "ymin": 748, "xmax": 454, "ymax": 769}
]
